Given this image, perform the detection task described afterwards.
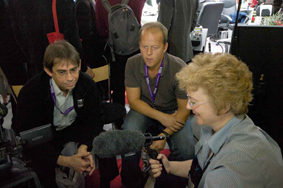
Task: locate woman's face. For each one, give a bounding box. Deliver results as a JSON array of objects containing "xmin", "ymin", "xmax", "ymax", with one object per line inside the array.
[{"xmin": 186, "ymin": 87, "xmax": 223, "ymax": 129}]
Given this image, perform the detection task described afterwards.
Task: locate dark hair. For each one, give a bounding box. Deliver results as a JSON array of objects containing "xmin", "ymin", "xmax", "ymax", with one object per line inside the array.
[
  {"xmin": 139, "ymin": 22, "xmax": 168, "ymax": 45},
  {"xmin": 43, "ymin": 40, "xmax": 80, "ymax": 72}
]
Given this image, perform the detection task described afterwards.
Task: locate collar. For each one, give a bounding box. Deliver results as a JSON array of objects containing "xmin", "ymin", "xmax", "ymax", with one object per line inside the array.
[
  {"xmin": 51, "ymin": 78, "xmax": 72, "ymax": 97},
  {"xmin": 196, "ymin": 115, "xmax": 245, "ymax": 155},
  {"xmin": 140, "ymin": 52, "xmax": 169, "ymax": 77},
  {"xmin": 207, "ymin": 115, "xmax": 245, "ymax": 154},
  {"xmin": 39, "ymin": 71, "xmax": 87, "ymax": 100}
]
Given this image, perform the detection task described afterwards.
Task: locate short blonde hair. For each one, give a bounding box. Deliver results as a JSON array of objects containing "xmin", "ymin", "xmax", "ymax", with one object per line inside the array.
[
  {"xmin": 176, "ymin": 53, "xmax": 253, "ymax": 115},
  {"xmin": 139, "ymin": 22, "xmax": 168, "ymax": 45}
]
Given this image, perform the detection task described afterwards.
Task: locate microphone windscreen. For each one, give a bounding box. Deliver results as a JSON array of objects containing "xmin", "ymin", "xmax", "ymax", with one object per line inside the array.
[{"xmin": 92, "ymin": 130, "xmax": 145, "ymax": 158}]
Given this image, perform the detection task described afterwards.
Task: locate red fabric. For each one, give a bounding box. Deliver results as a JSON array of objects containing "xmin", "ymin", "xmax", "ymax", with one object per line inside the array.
[
  {"xmin": 52, "ymin": 0, "xmax": 59, "ymax": 33},
  {"xmin": 85, "ymin": 149, "xmax": 171, "ymax": 188},
  {"xmin": 95, "ymin": 0, "xmax": 146, "ymax": 38},
  {"xmin": 46, "ymin": 32, "xmax": 64, "ymax": 44},
  {"xmin": 47, "ymin": 0, "xmax": 64, "ymax": 44},
  {"xmin": 125, "ymin": 91, "xmax": 128, "ymax": 104},
  {"xmin": 249, "ymin": 0, "xmax": 258, "ymax": 8}
]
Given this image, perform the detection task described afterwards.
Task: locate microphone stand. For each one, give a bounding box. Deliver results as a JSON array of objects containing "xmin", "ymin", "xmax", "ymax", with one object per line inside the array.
[{"xmin": 230, "ymin": 0, "xmax": 242, "ymax": 54}]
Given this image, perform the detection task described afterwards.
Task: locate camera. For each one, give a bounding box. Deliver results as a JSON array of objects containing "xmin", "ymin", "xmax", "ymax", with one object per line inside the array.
[{"xmin": 0, "ymin": 104, "xmax": 41, "ymax": 187}]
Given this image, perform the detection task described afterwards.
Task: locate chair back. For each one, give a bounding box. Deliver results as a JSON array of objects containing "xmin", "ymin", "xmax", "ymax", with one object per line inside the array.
[
  {"xmin": 198, "ymin": 0, "xmax": 215, "ymax": 12},
  {"xmin": 92, "ymin": 64, "xmax": 109, "ymax": 83},
  {"xmin": 220, "ymin": 0, "xmax": 237, "ymax": 23},
  {"xmin": 11, "ymin": 86, "xmax": 23, "ymax": 98},
  {"xmin": 259, "ymin": 4, "xmax": 273, "ymax": 16},
  {"xmin": 92, "ymin": 64, "xmax": 111, "ymax": 103},
  {"xmin": 197, "ymin": 2, "xmax": 224, "ymax": 36}
]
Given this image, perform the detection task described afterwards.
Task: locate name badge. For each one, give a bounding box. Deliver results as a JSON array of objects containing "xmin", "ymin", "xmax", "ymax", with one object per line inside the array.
[{"xmin": 77, "ymin": 99, "xmax": 84, "ymax": 108}]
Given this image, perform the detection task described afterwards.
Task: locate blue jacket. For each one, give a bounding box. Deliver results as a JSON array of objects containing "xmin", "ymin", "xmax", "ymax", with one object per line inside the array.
[{"xmin": 230, "ymin": 11, "xmax": 247, "ymax": 23}]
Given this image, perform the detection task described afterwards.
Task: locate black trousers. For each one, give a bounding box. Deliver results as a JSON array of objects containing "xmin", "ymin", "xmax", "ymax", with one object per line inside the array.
[
  {"xmin": 27, "ymin": 148, "xmax": 118, "ymax": 188},
  {"xmin": 24, "ymin": 121, "xmax": 119, "ymax": 187}
]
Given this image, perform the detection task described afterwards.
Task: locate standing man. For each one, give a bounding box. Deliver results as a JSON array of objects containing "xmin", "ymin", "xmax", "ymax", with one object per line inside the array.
[
  {"xmin": 76, "ymin": 0, "xmax": 107, "ymax": 68},
  {"xmin": 12, "ymin": 40, "xmax": 118, "ymax": 188},
  {"xmin": 157, "ymin": 0, "xmax": 199, "ymax": 63},
  {"xmin": 8, "ymin": 0, "xmax": 94, "ymax": 78},
  {"xmin": 122, "ymin": 22, "xmax": 195, "ymax": 188},
  {"xmin": 95, "ymin": 0, "xmax": 146, "ymax": 123}
]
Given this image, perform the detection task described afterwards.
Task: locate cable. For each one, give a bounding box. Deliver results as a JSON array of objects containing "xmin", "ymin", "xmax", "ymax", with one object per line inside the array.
[
  {"xmin": 193, "ymin": 134, "xmax": 199, "ymax": 142},
  {"xmin": 216, "ymin": 42, "xmax": 224, "ymax": 53}
]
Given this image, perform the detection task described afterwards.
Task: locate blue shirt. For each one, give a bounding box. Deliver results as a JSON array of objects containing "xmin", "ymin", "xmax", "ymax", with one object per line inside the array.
[{"xmin": 195, "ymin": 115, "xmax": 283, "ymax": 188}]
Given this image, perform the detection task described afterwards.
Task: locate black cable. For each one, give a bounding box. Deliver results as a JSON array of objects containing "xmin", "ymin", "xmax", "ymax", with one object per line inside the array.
[
  {"xmin": 193, "ymin": 134, "xmax": 199, "ymax": 142},
  {"xmin": 231, "ymin": 0, "xmax": 242, "ymax": 54},
  {"xmin": 216, "ymin": 42, "xmax": 224, "ymax": 53}
]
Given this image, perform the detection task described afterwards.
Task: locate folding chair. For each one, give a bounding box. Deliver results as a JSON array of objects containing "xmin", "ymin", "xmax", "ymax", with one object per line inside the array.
[
  {"xmin": 92, "ymin": 64, "xmax": 111, "ymax": 102},
  {"xmin": 92, "ymin": 64, "xmax": 126, "ymax": 130}
]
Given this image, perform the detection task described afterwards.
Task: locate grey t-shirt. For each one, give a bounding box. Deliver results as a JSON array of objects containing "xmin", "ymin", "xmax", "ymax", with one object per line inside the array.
[{"xmin": 125, "ymin": 52, "xmax": 187, "ymax": 111}]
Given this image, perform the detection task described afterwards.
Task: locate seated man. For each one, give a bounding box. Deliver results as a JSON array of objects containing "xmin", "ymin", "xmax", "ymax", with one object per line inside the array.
[
  {"xmin": 121, "ymin": 22, "xmax": 195, "ymax": 188},
  {"xmin": 12, "ymin": 40, "xmax": 118, "ymax": 187}
]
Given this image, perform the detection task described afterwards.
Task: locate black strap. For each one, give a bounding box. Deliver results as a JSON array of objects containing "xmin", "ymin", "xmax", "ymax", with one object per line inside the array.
[
  {"xmin": 122, "ymin": 0, "xmax": 129, "ymax": 5},
  {"xmin": 101, "ymin": 0, "xmax": 111, "ymax": 13},
  {"xmin": 101, "ymin": 0, "xmax": 129, "ymax": 13}
]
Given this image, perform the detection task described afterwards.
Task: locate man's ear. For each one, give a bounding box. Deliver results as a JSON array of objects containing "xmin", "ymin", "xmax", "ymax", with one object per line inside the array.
[
  {"xmin": 163, "ymin": 42, "xmax": 168, "ymax": 53},
  {"xmin": 44, "ymin": 67, "xmax": 53, "ymax": 77}
]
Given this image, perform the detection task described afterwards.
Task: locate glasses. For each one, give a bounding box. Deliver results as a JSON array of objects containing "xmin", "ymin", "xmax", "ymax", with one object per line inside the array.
[
  {"xmin": 54, "ymin": 67, "xmax": 79, "ymax": 78},
  {"xmin": 187, "ymin": 95, "xmax": 208, "ymax": 108}
]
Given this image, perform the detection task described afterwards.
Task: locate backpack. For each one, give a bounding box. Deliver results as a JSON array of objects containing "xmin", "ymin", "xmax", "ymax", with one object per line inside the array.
[{"xmin": 102, "ymin": 0, "xmax": 140, "ymax": 59}]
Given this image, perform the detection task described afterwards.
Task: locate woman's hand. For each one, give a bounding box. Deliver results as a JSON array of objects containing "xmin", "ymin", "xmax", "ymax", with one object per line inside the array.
[{"xmin": 149, "ymin": 154, "xmax": 170, "ymax": 178}]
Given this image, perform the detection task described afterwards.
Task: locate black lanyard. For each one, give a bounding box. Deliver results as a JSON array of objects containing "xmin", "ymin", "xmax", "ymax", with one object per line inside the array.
[{"xmin": 189, "ymin": 145, "xmax": 214, "ymax": 188}]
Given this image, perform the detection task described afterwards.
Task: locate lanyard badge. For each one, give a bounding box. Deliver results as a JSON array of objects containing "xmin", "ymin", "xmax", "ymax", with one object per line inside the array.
[
  {"xmin": 50, "ymin": 79, "xmax": 74, "ymax": 115},
  {"xmin": 145, "ymin": 59, "xmax": 164, "ymax": 108}
]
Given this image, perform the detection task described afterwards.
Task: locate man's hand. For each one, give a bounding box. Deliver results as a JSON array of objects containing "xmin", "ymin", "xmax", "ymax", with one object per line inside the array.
[
  {"xmin": 77, "ymin": 145, "xmax": 95, "ymax": 175},
  {"xmin": 149, "ymin": 154, "xmax": 170, "ymax": 178},
  {"xmin": 77, "ymin": 144, "xmax": 88, "ymax": 153},
  {"xmin": 150, "ymin": 135, "xmax": 167, "ymax": 152},
  {"xmin": 57, "ymin": 145, "xmax": 95, "ymax": 176},
  {"xmin": 68, "ymin": 152, "xmax": 92, "ymax": 174},
  {"xmin": 85, "ymin": 66, "xmax": 95, "ymax": 78},
  {"xmin": 158, "ymin": 112, "xmax": 185, "ymax": 132}
]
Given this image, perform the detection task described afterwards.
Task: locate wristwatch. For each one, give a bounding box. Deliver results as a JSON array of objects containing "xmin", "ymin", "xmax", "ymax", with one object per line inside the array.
[{"xmin": 161, "ymin": 130, "xmax": 171, "ymax": 139}]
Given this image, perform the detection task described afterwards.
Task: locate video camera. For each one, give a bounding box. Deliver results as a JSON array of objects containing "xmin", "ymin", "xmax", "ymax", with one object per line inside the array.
[
  {"xmin": 0, "ymin": 104, "xmax": 49, "ymax": 187},
  {"xmin": 0, "ymin": 103, "xmax": 13, "ymax": 172}
]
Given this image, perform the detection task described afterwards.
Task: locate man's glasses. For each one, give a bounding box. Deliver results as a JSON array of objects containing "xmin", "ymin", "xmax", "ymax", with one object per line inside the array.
[
  {"xmin": 187, "ymin": 95, "xmax": 208, "ymax": 108},
  {"xmin": 54, "ymin": 67, "xmax": 79, "ymax": 78}
]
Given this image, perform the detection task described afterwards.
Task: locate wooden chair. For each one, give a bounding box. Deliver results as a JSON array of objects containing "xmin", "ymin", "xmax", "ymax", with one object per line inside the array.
[
  {"xmin": 92, "ymin": 64, "xmax": 111, "ymax": 102},
  {"xmin": 11, "ymin": 85, "xmax": 23, "ymax": 98}
]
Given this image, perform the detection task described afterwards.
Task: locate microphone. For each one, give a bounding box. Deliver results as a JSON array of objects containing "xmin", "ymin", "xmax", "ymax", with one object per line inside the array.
[
  {"xmin": 92, "ymin": 130, "xmax": 168, "ymax": 180},
  {"xmin": 91, "ymin": 130, "xmax": 164, "ymax": 158}
]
